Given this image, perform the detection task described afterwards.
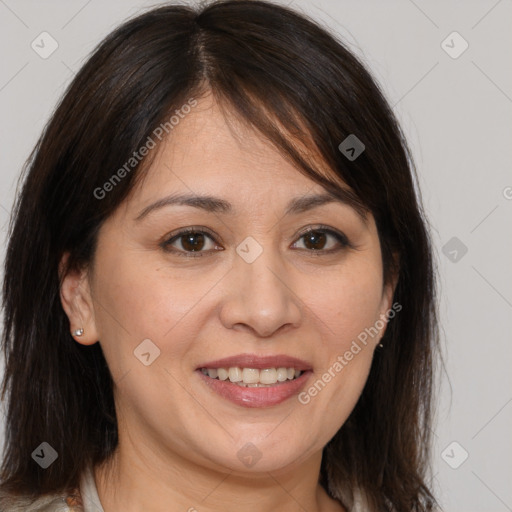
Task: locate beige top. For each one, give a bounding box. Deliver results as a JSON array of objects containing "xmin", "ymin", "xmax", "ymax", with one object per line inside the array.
[
  {"xmin": 79, "ymin": 465, "xmax": 104, "ymax": 512},
  {"xmin": 0, "ymin": 466, "xmax": 103, "ymax": 512}
]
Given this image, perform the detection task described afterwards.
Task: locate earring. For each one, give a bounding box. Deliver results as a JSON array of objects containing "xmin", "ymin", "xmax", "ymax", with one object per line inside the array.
[
  {"xmin": 378, "ymin": 342, "xmax": 384, "ymax": 348},
  {"xmin": 72, "ymin": 328, "xmax": 84, "ymax": 337}
]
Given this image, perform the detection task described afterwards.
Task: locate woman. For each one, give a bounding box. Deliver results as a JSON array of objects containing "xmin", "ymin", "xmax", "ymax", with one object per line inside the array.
[{"xmin": 0, "ymin": 1, "xmax": 440, "ymax": 510}]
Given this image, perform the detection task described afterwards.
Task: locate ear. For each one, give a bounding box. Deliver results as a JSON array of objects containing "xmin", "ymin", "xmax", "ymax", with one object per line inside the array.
[{"xmin": 59, "ymin": 252, "xmax": 99, "ymax": 346}]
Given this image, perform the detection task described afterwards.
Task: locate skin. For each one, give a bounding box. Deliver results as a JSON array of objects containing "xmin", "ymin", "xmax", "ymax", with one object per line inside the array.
[{"xmin": 60, "ymin": 91, "xmax": 398, "ymax": 512}]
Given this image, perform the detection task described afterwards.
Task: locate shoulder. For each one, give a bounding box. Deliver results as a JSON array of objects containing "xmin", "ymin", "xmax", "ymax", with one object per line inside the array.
[{"xmin": 0, "ymin": 488, "xmax": 84, "ymax": 511}]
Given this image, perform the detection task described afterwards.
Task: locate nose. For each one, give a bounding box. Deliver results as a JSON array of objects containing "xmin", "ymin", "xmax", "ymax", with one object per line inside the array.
[{"xmin": 218, "ymin": 244, "xmax": 302, "ymax": 338}]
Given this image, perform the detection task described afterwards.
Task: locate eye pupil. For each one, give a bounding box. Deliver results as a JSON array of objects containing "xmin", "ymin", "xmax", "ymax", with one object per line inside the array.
[
  {"xmin": 182, "ymin": 233, "xmax": 205, "ymax": 251},
  {"xmin": 304, "ymin": 231, "xmax": 326, "ymax": 250}
]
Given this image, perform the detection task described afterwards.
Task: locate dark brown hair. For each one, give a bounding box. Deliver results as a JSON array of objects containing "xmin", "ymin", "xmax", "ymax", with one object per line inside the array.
[{"xmin": 1, "ymin": 1, "xmax": 440, "ymax": 510}]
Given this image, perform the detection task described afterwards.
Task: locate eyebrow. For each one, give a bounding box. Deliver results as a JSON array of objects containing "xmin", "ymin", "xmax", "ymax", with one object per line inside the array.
[{"xmin": 134, "ymin": 190, "xmax": 369, "ymax": 224}]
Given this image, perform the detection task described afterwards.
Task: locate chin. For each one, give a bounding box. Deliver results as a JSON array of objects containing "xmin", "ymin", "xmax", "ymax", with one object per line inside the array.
[{"xmin": 204, "ymin": 437, "xmax": 313, "ymax": 474}]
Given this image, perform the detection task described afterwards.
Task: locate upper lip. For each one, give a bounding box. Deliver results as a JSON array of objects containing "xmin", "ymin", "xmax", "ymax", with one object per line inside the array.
[{"xmin": 197, "ymin": 353, "xmax": 312, "ymax": 371}]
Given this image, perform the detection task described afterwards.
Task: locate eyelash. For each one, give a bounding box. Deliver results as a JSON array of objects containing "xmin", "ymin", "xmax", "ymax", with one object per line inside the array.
[{"xmin": 160, "ymin": 225, "xmax": 353, "ymax": 258}]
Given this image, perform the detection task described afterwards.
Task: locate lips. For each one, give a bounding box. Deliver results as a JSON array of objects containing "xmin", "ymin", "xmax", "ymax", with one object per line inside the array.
[{"xmin": 195, "ymin": 353, "xmax": 313, "ymax": 408}]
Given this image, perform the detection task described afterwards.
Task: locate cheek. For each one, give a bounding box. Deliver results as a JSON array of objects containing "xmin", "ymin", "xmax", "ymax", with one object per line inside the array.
[
  {"xmin": 88, "ymin": 248, "xmax": 162, "ymax": 378},
  {"xmin": 90, "ymin": 248, "xmax": 213, "ymax": 378},
  {"xmin": 299, "ymin": 264, "xmax": 383, "ymax": 421},
  {"xmin": 307, "ymin": 264, "xmax": 384, "ymax": 351}
]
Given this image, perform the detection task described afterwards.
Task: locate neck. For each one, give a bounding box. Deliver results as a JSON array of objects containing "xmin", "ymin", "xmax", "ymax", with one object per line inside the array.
[{"xmin": 94, "ymin": 432, "xmax": 344, "ymax": 512}]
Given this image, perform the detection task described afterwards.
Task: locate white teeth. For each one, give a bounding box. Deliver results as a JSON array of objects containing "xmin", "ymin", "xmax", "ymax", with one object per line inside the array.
[
  {"xmin": 260, "ymin": 368, "xmax": 277, "ymax": 384},
  {"xmin": 201, "ymin": 366, "xmax": 304, "ymax": 385},
  {"xmin": 228, "ymin": 367, "xmax": 243, "ymax": 382},
  {"xmin": 276, "ymin": 367, "xmax": 288, "ymax": 382},
  {"xmin": 242, "ymin": 368, "xmax": 260, "ymax": 384},
  {"xmin": 217, "ymin": 368, "xmax": 229, "ymax": 381}
]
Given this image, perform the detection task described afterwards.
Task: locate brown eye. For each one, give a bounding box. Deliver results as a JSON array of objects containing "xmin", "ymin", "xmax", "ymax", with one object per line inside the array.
[
  {"xmin": 292, "ymin": 227, "xmax": 350, "ymax": 253},
  {"xmin": 161, "ymin": 228, "xmax": 222, "ymax": 257},
  {"xmin": 302, "ymin": 230, "xmax": 328, "ymax": 250},
  {"xmin": 180, "ymin": 232, "xmax": 207, "ymax": 252}
]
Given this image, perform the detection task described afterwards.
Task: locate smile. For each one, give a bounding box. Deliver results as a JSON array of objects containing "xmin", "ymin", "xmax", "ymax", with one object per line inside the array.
[
  {"xmin": 199, "ymin": 367, "xmax": 302, "ymax": 387},
  {"xmin": 195, "ymin": 353, "xmax": 312, "ymax": 407}
]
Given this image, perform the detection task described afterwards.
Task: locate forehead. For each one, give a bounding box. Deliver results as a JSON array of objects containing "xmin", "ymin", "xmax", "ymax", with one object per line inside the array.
[
  {"xmin": 128, "ymin": 94, "xmax": 369, "ymax": 225},
  {"xmin": 146, "ymin": 97, "xmax": 317, "ymax": 189}
]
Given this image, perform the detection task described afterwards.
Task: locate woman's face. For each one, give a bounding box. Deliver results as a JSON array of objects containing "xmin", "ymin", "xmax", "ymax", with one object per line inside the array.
[{"xmin": 67, "ymin": 94, "xmax": 396, "ymax": 476}]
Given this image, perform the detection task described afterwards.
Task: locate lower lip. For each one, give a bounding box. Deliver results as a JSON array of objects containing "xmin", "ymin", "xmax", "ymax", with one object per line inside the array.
[{"xmin": 196, "ymin": 370, "xmax": 312, "ymax": 408}]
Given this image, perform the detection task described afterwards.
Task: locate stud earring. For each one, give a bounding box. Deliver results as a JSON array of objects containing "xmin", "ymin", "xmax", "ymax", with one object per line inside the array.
[{"xmin": 72, "ymin": 328, "xmax": 84, "ymax": 337}]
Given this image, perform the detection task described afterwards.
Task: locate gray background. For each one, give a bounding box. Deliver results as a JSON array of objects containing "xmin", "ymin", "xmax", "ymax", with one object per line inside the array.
[{"xmin": 1, "ymin": 1, "xmax": 511, "ymax": 510}]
